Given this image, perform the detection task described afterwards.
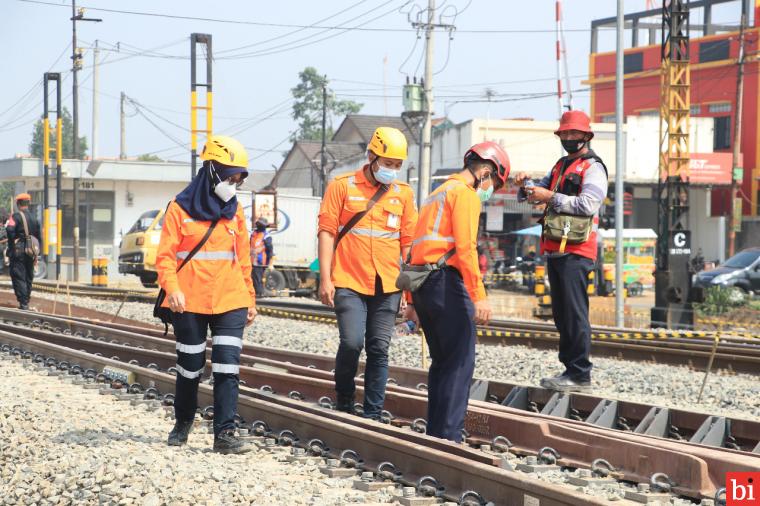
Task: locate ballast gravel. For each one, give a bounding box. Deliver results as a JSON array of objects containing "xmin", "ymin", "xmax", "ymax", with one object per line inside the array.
[
  {"xmin": 20, "ymin": 289, "xmax": 760, "ymax": 422},
  {"xmin": 0, "ymin": 358, "xmax": 401, "ymax": 506}
]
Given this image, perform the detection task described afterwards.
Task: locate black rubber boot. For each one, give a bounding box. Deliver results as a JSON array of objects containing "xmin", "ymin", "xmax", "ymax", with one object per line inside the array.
[
  {"xmin": 213, "ymin": 429, "xmax": 252, "ymax": 455},
  {"xmin": 335, "ymin": 394, "xmax": 354, "ymax": 413},
  {"xmin": 167, "ymin": 420, "xmax": 193, "ymax": 446}
]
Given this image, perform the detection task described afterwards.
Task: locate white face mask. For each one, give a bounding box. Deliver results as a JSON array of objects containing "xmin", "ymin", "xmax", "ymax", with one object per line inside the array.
[
  {"xmin": 210, "ymin": 162, "xmax": 237, "ymax": 202},
  {"xmin": 214, "ymin": 180, "xmax": 237, "ymax": 202}
]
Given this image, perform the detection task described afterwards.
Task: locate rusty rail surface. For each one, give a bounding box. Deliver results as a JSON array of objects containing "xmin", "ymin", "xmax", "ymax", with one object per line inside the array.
[
  {"xmin": 8, "ymin": 307, "xmax": 760, "ymax": 453},
  {"xmin": 2, "ymin": 315, "xmax": 759, "ymax": 500},
  {"xmin": 0, "ymin": 330, "xmax": 617, "ymax": 506}
]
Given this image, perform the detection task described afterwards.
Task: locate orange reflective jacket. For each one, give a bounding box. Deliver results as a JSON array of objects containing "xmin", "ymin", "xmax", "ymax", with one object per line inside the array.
[
  {"xmin": 318, "ymin": 167, "xmax": 417, "ymax": 295},
  {"xmin": 156, "ymin": 201, "xmax": 254, "ymax": 314},
  {"xmin": 409, "ymin": 174, "xmax": 485, "ymax": 302}
]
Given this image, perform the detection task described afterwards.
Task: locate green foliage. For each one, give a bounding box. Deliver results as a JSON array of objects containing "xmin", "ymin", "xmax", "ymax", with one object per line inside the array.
[
  {"xmin": 0, "ymin": 183, "xmax": 15, "ymax": 218},
  {"xmin": 137, "ymin": 153, "xmax": 164, "ymax": 162},
  {"xmin": 291, "ymin": 67, "xmax": 362, "ymax": 141},
  {"xmin": 694, "ymin": 285, "xmax": 747, "ymax": 316},
  {"xmin": 29, "ymin": 107, "xmax": 88, "ymax": 159}
]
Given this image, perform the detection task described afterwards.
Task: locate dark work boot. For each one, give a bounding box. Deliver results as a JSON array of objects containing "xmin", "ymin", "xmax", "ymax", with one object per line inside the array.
[
  {"xmin": 335, "ymin": 394, "xmax": 354, "ymax": 413},
  {"xmin": 167, "ymin": 420, "xmax": 193, "ymax": 446},
  {"xmin": 213, "ymin": 429, "xmax": 252, "ymax": 455}
]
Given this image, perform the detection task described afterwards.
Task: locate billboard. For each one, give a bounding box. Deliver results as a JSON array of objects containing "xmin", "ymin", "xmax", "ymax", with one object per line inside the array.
[{"xmin": 688, "ymin": 152, "xmax": 735, "ymax": 185}]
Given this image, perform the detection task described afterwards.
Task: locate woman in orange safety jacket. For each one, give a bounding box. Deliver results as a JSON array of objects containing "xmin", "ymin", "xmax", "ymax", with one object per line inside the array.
[
  {"xmin": 404, "ymin": 141, "xmax": 510, "ymax": 442},
  {"xmin": 156, "ymin": 135, "xmax": 256, "ymax": 454}
]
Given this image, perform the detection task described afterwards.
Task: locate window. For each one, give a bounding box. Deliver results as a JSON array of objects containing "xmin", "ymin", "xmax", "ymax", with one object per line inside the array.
[
  {"xmin": 699, "ymin": 39, "xmax": 729, "ymax": 63},
  {"xmin": 713, "ymin": 116, "xmax": 731, "ymax": 150},
  {"xmin": 638, "ymin": 109, "xmax": 659, "ymax": 117},
  {"xmin": 128, "ymin": 210, "xmax": 159, "ymax": 234},
  {"xmin": 624, "ymin": 52, "xmax": 644, "ymax": 73},
  {"xmin": 690, "ymin": 104, "xmax": 701, "ymax": 114},
  {"xmin": 600, "ymin": 114, "xmax": 616, "ymax": 123},
  {"xmin": 709, "ymin": 102, "xmax": 731, "ymax": 113}
]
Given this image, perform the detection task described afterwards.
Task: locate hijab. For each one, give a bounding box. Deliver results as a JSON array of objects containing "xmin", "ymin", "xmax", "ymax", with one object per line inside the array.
[{"xmin": 174, "ymin": 161, "xmax": 247, "ymax": 221}]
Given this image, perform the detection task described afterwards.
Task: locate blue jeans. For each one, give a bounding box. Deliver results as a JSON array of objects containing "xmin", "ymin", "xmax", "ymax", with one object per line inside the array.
[
  {"xmin": 412, "ymin": 268, "xmax": 475, "ymax": 442},
  {"xmin": 333, "ymin": 287, "xmax": 401, "ymax": 418},
  {"xmin": 172, "ymin": 308, "xmax": 247, "ymax": 436}
]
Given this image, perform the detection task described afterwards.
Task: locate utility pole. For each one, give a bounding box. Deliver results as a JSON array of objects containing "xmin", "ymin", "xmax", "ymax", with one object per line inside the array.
[
  {"xmin": 419, "ymin": 0, "xmax": 435, "ymax": 205},
  {"xmin": 91, "ymin": 39, "xmax": 99, "ymax": 160},
  {"xmin": 120, "ymin": 92, "xmax": 127, "ymax": 160},
  {"xmin": 70, "ymin": 0, "xmax": 101, "ymax": 282},
  {"xmin": 614, "ymin": 0, "xmax": 625, "ymax": 327},
  {"xmin": 728, "ymin": 12, "xmax": 747, "ymax": 257},
  {"xmin": 411, "ymin": 0, "xmax": 454, "ymax": 206},
  {"xmin": 320, "ymin": 76, "xmax": 328, "ymax": 197},
  {"xmin": 190, "ymin": 33, "xmax": 213, "ymax": 180}
]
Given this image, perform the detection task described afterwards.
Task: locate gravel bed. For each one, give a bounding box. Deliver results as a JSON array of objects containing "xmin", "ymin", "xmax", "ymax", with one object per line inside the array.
[
  {"xmin": 0, "ymin": 358, "xmax": 403, "ymax": 506},
  {"xmin": 20, "ymin": 289, "xmax": 760, "ymax": 422}
]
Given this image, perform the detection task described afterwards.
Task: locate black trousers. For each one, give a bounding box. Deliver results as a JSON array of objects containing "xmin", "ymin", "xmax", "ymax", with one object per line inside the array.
[
  {"xmin": 252, "ymin": 266, "xmax": 266, "ymax": 296},
  {"xmin": 546, "ymin": 254, "xmax": 594, "ymax": 381},
  {"xmin": 9, "ymin": 254, "xmax": 34, "ymax": 307},
  {"xmin": 413, "ymin": 268, "xmax": 475, "ymax": 443}
]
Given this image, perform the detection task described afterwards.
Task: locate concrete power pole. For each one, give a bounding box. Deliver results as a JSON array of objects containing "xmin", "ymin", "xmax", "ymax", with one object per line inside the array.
[
  {"xmin": 614, "ymin": 0, "xmax": 625, "ymax": 327},
  {"xmin": 120, "ymin": 92, "xmax": 127, "ymax": 160},
  {"xmin": 418, "ymin": 0, "xmax": 435, "ymax": 205},
  {"xmin": 91, "ymin": 40, "xmax": 99, "ymax": 160},
  {"xmin": 728, "ymin": 12, "xmax": 747, "ymax": 257}
]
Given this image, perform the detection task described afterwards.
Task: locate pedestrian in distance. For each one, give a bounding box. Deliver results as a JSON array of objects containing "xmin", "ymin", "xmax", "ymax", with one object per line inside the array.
[
  {"xmin": 317, "ymin": 127, "xmax": 418, "ymax": 419},
  {"xmin": 402, "ymin": 141, "xmax": 510, "ymax": 442},
  {"xmin": 250, "ymin": 217, "xmax": 274, "ymax": 297},
  {"xmin": 156, "ymin": 135, "xmax": 257, "ymax": 454},
  {"xmin": 515, "ymin": 110, "xmax": 608, "ymax": 392},
  {"xmin": 6, "ymin": 193, "xmax": 41, "ymax": 310}
]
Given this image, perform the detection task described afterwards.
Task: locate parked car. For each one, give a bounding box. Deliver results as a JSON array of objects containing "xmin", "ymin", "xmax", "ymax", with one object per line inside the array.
[{"xmin": 693, "ymin": 247, "xmax": 760, "ymax": 294}]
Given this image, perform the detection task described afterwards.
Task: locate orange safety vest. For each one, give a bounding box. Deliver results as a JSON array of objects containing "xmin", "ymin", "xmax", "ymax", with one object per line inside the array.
[
  {"xmin": 318, "ymin": 167, "xmax": 417, "ymax": 296},
  {"xmin": 156, "ymin": 201, "xmax": 255, "ymax": 314},
  {"xmin": 409, "ymin": 173, "xmax": 486, "ymax": 302},
  {"xmin": 540, "ymin": 157, "xmax": 601, "ymax": 261},
  {"xmin": 250, "ymin": 230, "xmax": 269, "ymax": 266}
]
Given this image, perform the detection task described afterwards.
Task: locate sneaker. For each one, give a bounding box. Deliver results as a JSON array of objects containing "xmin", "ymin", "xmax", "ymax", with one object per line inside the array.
[
  {"xmin": 167, "ymin": 420, "xmax": 193, "ymax": 446},
  {"xmin": 19, "ymin": 304, "xmax": 29, "ymax": 310},
  {"xmin": 213, "ymin": 429, "xmax": 252, "ymax": 454},
  {"xmin": 541, "ymin": 375, "xmax": 591, "ymax": 392}
]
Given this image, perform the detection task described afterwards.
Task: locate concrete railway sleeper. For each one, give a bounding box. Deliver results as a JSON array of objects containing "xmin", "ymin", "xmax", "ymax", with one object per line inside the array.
[
  {"xmin": 3, "ymin": 306, "xmax": 760, "ymax": 454},
  {"xmin": 0, "ymin": 325, "xmax": 758, "ymax": 502},
  {"xmin": 2, "ymin": 331, "xmax": 622, "ymax": 506}
]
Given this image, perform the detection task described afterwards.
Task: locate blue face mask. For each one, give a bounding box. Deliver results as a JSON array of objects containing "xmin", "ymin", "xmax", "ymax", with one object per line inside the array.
[
  {"xmin": 374, "ymin": 165, "xmax": 398, "ymax": 185},
  {"xmin": 477, "ymin": 186, "xmax": 494, "ymax": 202}
]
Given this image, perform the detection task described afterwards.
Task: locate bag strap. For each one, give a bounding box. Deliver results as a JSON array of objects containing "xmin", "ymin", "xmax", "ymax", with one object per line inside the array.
[
  {"xmin": 177, "ymin": 219, "xmax": 219, "ymax": 273},
  {"xmin": 19, "ymin": 211, "xmax": 30, "ymax": 239},
  {"xmin": 334, "ymin": 184, "xmax": 388, "ymax": 248},
  {"xmin": 435, "ymin": 248, "xmax": 456, "ymax": 267}
]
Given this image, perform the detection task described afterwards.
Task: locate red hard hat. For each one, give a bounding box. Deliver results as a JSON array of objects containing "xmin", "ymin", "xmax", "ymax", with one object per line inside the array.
[
  {"xmin": 554, "ymin": 110, "xmax": 594, "ymax": 139},
  {"xmin": 464, "ymin": 141, "xmax": 510, "ymax": 187}
]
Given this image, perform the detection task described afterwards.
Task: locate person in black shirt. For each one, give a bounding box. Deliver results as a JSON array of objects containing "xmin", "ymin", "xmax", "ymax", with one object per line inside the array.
[{"xmin": 6, "ymin": 193, "xmax": 41, "ymax": 310}]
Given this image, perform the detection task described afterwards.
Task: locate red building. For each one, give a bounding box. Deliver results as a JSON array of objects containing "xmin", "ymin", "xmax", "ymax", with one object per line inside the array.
[{"xmin": 588, "ymin": 0, "xmax": 760, "ymax": 219}]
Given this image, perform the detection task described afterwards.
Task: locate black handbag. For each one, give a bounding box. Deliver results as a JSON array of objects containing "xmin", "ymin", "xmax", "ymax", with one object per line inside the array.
[{"xmin": 153, "ymin": 218, "xmax": 219, "ymax": 334}]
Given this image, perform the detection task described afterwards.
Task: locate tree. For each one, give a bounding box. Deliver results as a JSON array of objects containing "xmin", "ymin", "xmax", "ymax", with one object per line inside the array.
[
  {"xmin": 29, "ymin": 107, "xmax": 88, "ymax": 159},
  {"xmin": 291, "ymin": 67, "xmax": 362, "ymax": 141},
  {"xmin": 137, "ymin": 153, "xmax": 164, "ymax": 162}
]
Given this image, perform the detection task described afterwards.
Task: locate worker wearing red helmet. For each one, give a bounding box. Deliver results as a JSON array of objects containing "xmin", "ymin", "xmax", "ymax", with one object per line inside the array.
[
  {"xmin": 403, "ymin": 141, "xmax": 510, "ymax": 442},
  {"xmin": 515, "ymin": 110, "xmax": 608, "ymax": 392}
]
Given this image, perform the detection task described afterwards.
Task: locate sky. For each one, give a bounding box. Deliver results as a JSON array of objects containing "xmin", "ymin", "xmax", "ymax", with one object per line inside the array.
[{"xmin": 0, "ymin": 0, "xmax": 742, "ymax": 172}]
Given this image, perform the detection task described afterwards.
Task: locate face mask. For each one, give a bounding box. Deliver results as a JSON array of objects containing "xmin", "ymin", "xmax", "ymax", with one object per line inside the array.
[
  {"xmin": 374, "ymin": 165, "xmax": 398, "ymax": 185},
  {"xmin": 477, "ymin": 185, "xmax": 494, "ymax": 203},
  {"xmin": 561, "ymin": 139, "xmax": 586, "ymax": 154},
  {"xmin": 209, "ymin": 162, "xmax": 237, "ymax": 202}
]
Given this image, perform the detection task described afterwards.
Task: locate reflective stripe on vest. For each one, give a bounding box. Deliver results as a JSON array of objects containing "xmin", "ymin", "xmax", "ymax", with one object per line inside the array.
[
  {"xmin": 337, "ymin": 225, "xmax": 400, "ymax": 240},
  {"xmin": 176, "ymin": 250, "xmax": 235, "ymax": 261},
  {"xmin": 412, "ymin": 180, "xmax": 463, "ymax": 247}
]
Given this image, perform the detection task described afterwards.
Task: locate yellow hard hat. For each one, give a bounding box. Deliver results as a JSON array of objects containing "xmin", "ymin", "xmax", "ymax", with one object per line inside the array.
[
  {"xmin": 200, "ymin": 135, "xmax": 249, "ymax": 169},
  {"xmin": 368, "ymin": 127, "xmax": 407, "ymax": 160}
]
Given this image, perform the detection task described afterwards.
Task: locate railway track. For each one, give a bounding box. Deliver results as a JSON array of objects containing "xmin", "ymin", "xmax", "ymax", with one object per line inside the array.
[
  {"xmin": 7, "ymin": 280, "xmax": 760, "ymax": 373},
  {"xmin": 0, "ymin": 307, "xmax": 758, "ymax": 504}
]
